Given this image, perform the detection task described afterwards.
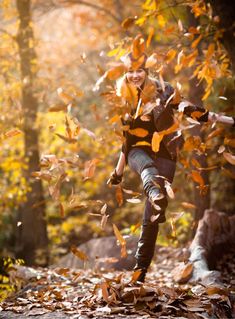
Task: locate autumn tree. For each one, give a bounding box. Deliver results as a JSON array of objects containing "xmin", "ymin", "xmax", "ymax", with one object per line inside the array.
[{"xmin": 15, "ymin": 0, "xmax": 48, "ymax": 265}]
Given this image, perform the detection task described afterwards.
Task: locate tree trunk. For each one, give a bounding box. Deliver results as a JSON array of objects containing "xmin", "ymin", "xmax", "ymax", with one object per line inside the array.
[
  {"xmin": 189, "ymin": 209, "xmax": 235, "ymax": 285},
  {"xmin": 208, "ymin": 0, "xmax": 235, "ymax": 73},
  {"xmin": 15, "ymin": 0, "xmax": 48, "ymax": 266},
  {"xmin": 187, "ymin": 10, "xmax": 210, "ymax": 221}
]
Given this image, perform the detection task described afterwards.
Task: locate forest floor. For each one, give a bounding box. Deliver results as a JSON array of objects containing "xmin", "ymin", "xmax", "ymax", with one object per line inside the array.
[{"xmin": 0, "ymin": 246, "xmax": 235, "ymax": 319}]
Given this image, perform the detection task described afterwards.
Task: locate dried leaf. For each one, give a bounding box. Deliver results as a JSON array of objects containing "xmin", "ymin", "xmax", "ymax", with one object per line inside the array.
[
  {"xmin": 120, "ymin": 82, "xmax": 138, "ymax": 107},
  {"xmin": 126, "ymin": 198, "xmax": 141, "ymax": 203},
  {"xmin": 191, "ymin": 170, "xmax": 204, "ymax": 186},
  {"xmin": 121, "ymin": 17, "xmax": 136, "ymax": 29},
  {"xmin": 100, "ymin": 203, "xmax": 107, "ymax": 215},
  {"xmin": 3, "ymin": 129, "xmax": 22, "ymax": 139},
  {"xmin": 130, "ymin": 269, "xmax": 142, "ymax": 283},
  {"xmin": 106, "ymin": 64, "xmax": 126, "ymax": 80},
  {"xmin": 59, "ymin": 202, "xmax": 65, "ymax": 218},
  {"xmin": 57, "ymin": 87, "xmax": 73, "ymax": 103},
  {"xmin": 100, "ymin": 281, "xmax": 109, "ymax": 303},
  {"xmin": 207, "ymin": 128, "xmax": 224, "ymax": 140},
  {"xmin": 131, "ymin": 34, "xmax": 145, "ymax": 59},
  {"xmin": 223, "ymin": 152, "xmax": 235, "ymax": 165},
  {"xmin": 48, "ymin": 104, "xmax": 67, "ymax": 112},
  {"xmin": 172, "ymin": 262, "xmax": 193, "ymax": 283},
  {"xmin": 115, "ymin": 185, "xmax": 123, "ymax": 206},
  {"xmin": 101, "ymin": 214, "xmax": 109, "ymax": 229},
  {"xmin": 164, "ymin": 180, "xmax": 175, "ymax": 199},
  {"xmin": 145, "ymin": 53, "xmax": 158, "ymax": 68},
  {"xmin": 152, "ymin": 132, "xmax": 163, "ymax": 152},
  {"xmin": 113, "ymin": 224, "xmax": 127, "ymax": 258},
  {"xmin": 128, "ymin": 128, "xmax": 148, "ymax": 137},
  {"xmin": 84, "ymin": 158, "xmax": 100, "ymax": 179},
  {"xmin": 146, "ymin": 27, "xmax": 154, "ymax": 48},
  {"xmin": 71, "ymin": 245, "xmax": 88, "ymax": 261},
  {"xmin": 55, "ymin": 133, "xmax": 77, "ymax": 144},
  {"xmin": 218, "ymin": 145, "xmax": 225, "ymax": 154},
  {"xmin": 181, "ymin": 202, "xmax": 196, "ymax": 209}
]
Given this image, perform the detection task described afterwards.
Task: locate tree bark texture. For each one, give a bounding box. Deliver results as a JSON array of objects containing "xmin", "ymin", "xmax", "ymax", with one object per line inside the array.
[
  {"xmin": 16, "ymin": 0, "xmax": 48, "ymax": 266},
  {"xmin": 189, "ymin": 209, "xmax": 235, "ymax": 285},
  {"xmin": 187, "ymin": 10, "xmax": 210, "ymax": 221}
]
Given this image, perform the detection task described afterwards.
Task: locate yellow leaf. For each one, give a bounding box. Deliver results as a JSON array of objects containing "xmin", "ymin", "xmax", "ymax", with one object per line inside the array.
[
  {"xmin": 223, "ymin": 152, "xmax": 235, "ymax": 165},
  {"xmin": 157, "ymin": 14, "xmax": 166, "ymax": 27},
  {"xmin": 71, "ymin": 245, "xmax": 88, "ymax": 261},
  {"xmin": 4, "ymin": 129, "xmax": 22, "ymax": 139},
  {"xmin": 129, "ymin": 128, "xmax": 149, "ymax": 137},
  {"xmin": 166, "ymin": 49, "xmax": 177, "ymax": 63},
  {"xmin": 152, "ymin": 132, "xmax": 163, "ymax": 152}
]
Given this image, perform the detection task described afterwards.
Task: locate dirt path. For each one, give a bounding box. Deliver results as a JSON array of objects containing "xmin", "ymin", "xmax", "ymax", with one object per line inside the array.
[{"xmin": 0, "ymin": 246, "xmax": 234, "ymax": 318}]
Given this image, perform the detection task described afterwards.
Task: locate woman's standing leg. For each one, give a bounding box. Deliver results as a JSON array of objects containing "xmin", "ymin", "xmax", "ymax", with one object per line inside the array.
[{"xmin": 128, "ymin": 148, "xmax": 176, "ymax": 282}]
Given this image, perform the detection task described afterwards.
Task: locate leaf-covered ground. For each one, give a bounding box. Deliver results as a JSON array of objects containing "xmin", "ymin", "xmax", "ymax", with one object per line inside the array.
[{"xmin": 0, "ymin": 247, "xmax": 234, "ymax": 319}]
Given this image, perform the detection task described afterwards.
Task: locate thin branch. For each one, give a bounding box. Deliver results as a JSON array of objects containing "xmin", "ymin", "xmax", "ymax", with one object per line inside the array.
[{"xmin": 60, "ymin": 0, "xmax": 122, "ymax": 23}]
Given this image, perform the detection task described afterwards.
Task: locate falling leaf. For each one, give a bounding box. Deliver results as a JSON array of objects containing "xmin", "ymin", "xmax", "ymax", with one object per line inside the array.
[
  {"xmin": 164, "ymin": 180, "xmax": 174, "ymax": 199},
  {"xmin": 101, "ymin": 214, "xmax": 109, "ymax": 229},
  {"xmin": 120, "ymin": 81, "xmax": 138, "ymax": 107},
  {"xmin": 152, "ymin": 132, "xmax": 164, "ymax": 152},
  {"xmin": 223, "ymin": 152, "xmax": 235, "ymax": 165},
  {"xmin": 59, "ymin": 202, "xmax": 65, "ymax": 218},
  {"xmin": 126, "ymin": 198, "xmax": 141, "ymax": 203},
  {"xmin": 181, "ymin": 202, "xmax": 196, "ymax": 209},
  {"xmin": 178, "ymin": 19, "xmax": 183, "ymax": 32},
  {"xmin": 145, "ymin": 53, "xmax": 158, "ymax": 68},
  {"xmin": 207, "ymin": 128, "xmax": 224, "ymax": 140},
  {"xmin": 55, "ymin": 133, "xmax": 77, "ymax": 144},
  {"xmin": 106, "ymin": 64, "xmax": 126, "ymax": 80},
  {"xmin": 100, "ymin": 203, "xmax": 107, "ymax": 215},
  {"xmin": 83, "ymin": 158, "xmax": 100, "ymax": 179},
  {"xmin": 57, "ymin": 87, "xmax": 73, "ymax": 103},
  {"xmin": 218, "ymin": 145, "xmax": 225, "ymax": 154},
  {"xmin": 131, "ymin": 34, "xmax": 145, "ymax": 59},
  {"xmin": 115, "ymin": 185, "xmax": 123, "ymax": 206},
  {"xmin": 3, "ymin": 129, "xmax": 22, "ymax": 139},
  {"xmin": 113, "ymin": 224, "xmax": 127, "ymax": 258},
  {"xmin": 121, "ymin": 17, "xmax": 136, "ymax": 29},
  {"xmin": 146, "ymin": 27, "xmax": 154, "ymax": 48},
  {"xmin": 129, "ymin": 128, "xmax": 148, "ymax": 137},
  {"xmin": 71, "ymin": 245, "xmax": 88, "ymax": 261},
  {"xmin": 191, "ymin": 170, "xmax": 204, "ymax": 186},
  {"xmin": 48, "ymin": 104, "xmax": 67, "ymax": 112}
]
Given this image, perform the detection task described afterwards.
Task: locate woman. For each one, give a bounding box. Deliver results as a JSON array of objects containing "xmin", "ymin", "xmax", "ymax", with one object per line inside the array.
[{"xmin": 108, "ymin": 51, "xmax": 234, "ymax": 283}]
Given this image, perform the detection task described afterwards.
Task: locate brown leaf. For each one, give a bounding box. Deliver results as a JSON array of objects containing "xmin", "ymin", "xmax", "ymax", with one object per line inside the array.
[
  {"xmin": 100, "ymin": 203, "xmax": 107, "ymax": 215},
  {"xmin": 55, "ymin": 133, "xmax": 77, "ymax": 144},
  {"xmin": 101, "ymin": 214, "xmax": 109, "ymax": 230},
  {"xmin": 57, "ymin": 87, "xmax": 73, "ymax": 103},
  {"xmin": 130, "ymin": 269, "xmax": 142, "ymax": 283},
  {"xmin": 3, "ymin": 128, "xmax": 22, "ymax": 139},
  {"xmin": 181, "ymin": 202, "xmax": 196, "ymax": 209},
  {"xmin": 113, "ymin": 224, "xmax": 127, "ymax": 258},
  {"xmin": 100, "ymin": 281, "xmax": 109, "ymax": 303},
  {"xmin": 71, "ymin": 245, "xmax": 88, "ymax": 261},
  {"xmin": 59, "ymin": 202, "xmax": 65, "ymax": 218},
  {"xmin": 48, "ymin": 104, "xmax": 67, "ymax": 112},
  {"xmin": 172, "ymin": 262, "xmax": 193, "ymax": 283},
  {"xmin": 83, "ymin": 158, "xmax": 99, "ymax": 179},
  {"xmin": 207, "ymin": 128, "xmax": 224, "ymax": 140},
  {"xmin": 223, "ymin": 152, "xmax": 235, "ymax": 165},
  {"xmin": 115, "ymin": 185, "xmax": 123, "ymax": 206},
  {"xmin": 121, "ymin": 17, "xmax": 136, "ymax": 29}
]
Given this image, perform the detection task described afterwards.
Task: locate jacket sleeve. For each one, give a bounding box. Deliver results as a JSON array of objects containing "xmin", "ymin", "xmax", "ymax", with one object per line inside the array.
[{"xmin": 168, "ymin": 84, "xmax": 209, "ymax": 123}]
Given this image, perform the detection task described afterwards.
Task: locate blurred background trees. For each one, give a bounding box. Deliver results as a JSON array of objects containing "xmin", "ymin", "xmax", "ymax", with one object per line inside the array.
[{"xmin": 0, "ymin": 0, "xmax": 234, "ymax": 266}]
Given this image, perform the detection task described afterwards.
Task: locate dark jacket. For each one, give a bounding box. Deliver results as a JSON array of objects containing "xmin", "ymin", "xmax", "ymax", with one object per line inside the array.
[{"xmin": 122, "ymin": 79, "xmax": 208, "ymax": 161}]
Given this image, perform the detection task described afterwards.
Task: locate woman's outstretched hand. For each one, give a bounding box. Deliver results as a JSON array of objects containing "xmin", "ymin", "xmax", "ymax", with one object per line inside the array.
[{"xmin": 107, "ymin": 170, "xmax": 123, "ymax": 186}]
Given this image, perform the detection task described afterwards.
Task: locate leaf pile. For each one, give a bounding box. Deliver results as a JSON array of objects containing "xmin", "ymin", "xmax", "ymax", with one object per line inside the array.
[{"xmin": 0, "ymin": 246, "xmax": 234, "ymax": 318}]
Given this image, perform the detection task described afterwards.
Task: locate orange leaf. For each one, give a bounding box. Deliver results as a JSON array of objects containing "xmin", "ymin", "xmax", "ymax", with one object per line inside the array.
[
  {"xmin": 152, "ymin": 132, "xmax": 164, "ymax": 152},
  {"xmin": 100, "ymin": 281, "xmax": 109, "ymax": 302},
  {"xmin": 115, "ymin": 185, "xmax": 123, "ymax": 206},
  {"xmin": 131, "ymin": 34, "xmax": 145, "ymax": 59},
  {"xmin": 191, "ymin": 170, "xmax": 204, "ymax": 186},
  {"xmin": 71, "ymin": 245, "xmax": 88, "ymax": 261},
  {"xmin": 146, "ymin": 27, "xmax": 154, "ymax": 48},
  {"xmin": 106, "ymin": 64, "xmax": 126, "ymax": 80},
  {"xmin": 207, "ymin": 128, "xmax": 224, "ymax": 140},
  {"xmin": 120, "ymin": 82, "xmax": 138, "ymax": 107},
  {"xmin": 129, "ymin": 128, "xmax": 148, "ymax": 137},
  {"xmin": 57, "ymin": 87, "xmax": 73, "ymax": 103},
  {"xmin": 113, "ymin": 224, "xmax": 126, "ymax": 245},
  {"xmin": 4, "ymin": 129, "xmax": 22, "ymax": 139},
  {"xmin": 48, "ymin": 104, "xmax": 67, "ymax": 112},
  {"xmin": 130, "ymin": 269, "xmax": 142, "ymax": 283}
]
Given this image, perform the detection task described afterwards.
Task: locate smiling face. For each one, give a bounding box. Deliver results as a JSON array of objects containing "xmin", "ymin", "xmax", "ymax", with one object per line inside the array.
[{"xmin": 126, "ymin": 68, "xmax": 147, "ymax": 88}]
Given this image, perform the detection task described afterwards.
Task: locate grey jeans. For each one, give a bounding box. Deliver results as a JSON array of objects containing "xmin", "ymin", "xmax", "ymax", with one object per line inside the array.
[{"xmin": 127, "ymin": 148, "xmax": 176, "ymax": 224}]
